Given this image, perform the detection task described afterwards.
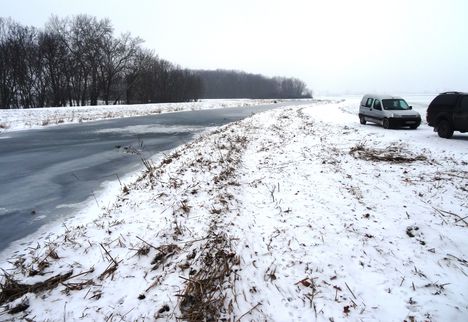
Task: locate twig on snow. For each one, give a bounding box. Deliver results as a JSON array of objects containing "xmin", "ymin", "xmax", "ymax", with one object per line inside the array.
[
  {"xmin": 455, "ymin": 215, "xmax": 468, "ymax": 223},
  {"xmin": 236, "ymin": 302, "xmax": 262, "ymax": 322},
  {"xmin": 345, "ymin": 282, "xmax": 357, "ymax": 300},
  {"xmin": 400, "ymin": 276, "xmax": 405, "ymax": 287},
  {"xmin": 422, "ymin": 200, "xmax": 466, "ymax": 226},
  {"xmin": 136, "ymin": 236, "xmax": 158, "ymax": 250},
  {"xmin": 100, "ymin": 243, "xmax": 118, "ymax": 266}
]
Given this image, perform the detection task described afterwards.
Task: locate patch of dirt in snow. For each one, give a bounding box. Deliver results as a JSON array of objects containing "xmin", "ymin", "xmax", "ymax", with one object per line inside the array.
[{"xmin": 0, "ymin": 101, "xmax": 467, "ymax": 322}]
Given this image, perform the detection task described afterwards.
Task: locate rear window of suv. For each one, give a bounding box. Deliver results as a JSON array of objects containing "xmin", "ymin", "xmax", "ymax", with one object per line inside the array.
[
  {"xmin": 461, "ymin": 96, "xmax": 468, "ymax": 110},
  {"xmin": 431, "ymin": 94, "xmax": 458, "ymax": 107}
]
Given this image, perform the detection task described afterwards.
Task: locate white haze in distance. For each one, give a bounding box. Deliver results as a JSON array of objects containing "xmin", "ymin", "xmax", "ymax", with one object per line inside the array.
[{"xmin": 2, "ymin": 0, "xmax": 467, "ymax": 95}]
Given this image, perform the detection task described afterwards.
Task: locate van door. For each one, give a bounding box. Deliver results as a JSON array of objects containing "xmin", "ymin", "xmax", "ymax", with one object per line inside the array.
[
  {"xmin": 371, "ymin": 99, "xmax": 383, "ymax": 122},
  {"xmin": 454, "ymin": 95, "xmax": 468, "ymax": 131},
  {"xmin": 362, "ymin": 97, "xmax": 374, "ymax": 118}
]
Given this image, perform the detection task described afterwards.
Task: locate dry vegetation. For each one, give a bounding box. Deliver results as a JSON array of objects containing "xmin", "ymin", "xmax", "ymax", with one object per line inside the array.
[
  {"xmin": 349, "ymin": 141, "xmax": 428, "ymax": 163},
  {"xmin": 0, "ymin": 119, "xmax": 251, "ymax": 320},
  {"xmin": 1, "ymin": 103, "xmax": 467, "ymax": 321}
]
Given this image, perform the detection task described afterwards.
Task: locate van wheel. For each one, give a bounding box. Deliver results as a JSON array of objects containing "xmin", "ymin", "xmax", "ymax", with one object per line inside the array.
[
  {"xmin": 359, "ymin": 116, "xmax": 366, "ymax": 125},
  {"xmin": 382, "ymin": 118, "xmax": 391, "ymax": 129},
  {"xmin": 437, "ymin": 120, "xmax": 454, "ymax": 138},
  {"xmin": 410, "ymin": 124, "xmax": 419, "ymax": 129}
]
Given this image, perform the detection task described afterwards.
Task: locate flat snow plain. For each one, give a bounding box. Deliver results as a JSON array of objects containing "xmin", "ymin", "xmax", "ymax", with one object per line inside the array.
[{"xmin": 0, "ymin": 98, "xmax": 467, "ymax": 321}]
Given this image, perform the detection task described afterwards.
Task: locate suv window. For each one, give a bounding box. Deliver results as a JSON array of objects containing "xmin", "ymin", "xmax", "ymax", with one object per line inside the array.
[
  {"xmin": 461, "ymin": 96, "xmax": 468, "ymax": 110},
  {"xmin": 365, "ymin": 98, "xmax": 374, "ymax": 107},
  {"xmin": 431, "ymin": 94, "xmax": 458, "ymax": 106},
  {"xmin": 373, "ymin": 99, "xmax": 382, "ymax": 109}
]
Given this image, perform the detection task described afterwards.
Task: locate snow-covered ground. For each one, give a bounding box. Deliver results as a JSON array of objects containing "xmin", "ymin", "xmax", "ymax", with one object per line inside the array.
[
  {"xmin": 0, "ymin": 99, "xmax": 279, "ymax": 133},
  {"xmin": 1, "ymin": 99, "xmax": 467, "ymax": 321}
]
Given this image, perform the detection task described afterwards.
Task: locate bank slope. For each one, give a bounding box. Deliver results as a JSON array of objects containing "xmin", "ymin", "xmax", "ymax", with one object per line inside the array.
[{"xmin": 0, "ymin": 100, "xmax": 467, "ymax": 322}]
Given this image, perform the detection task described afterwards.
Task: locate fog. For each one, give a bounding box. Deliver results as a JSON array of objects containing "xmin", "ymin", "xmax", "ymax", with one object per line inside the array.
[{"xmin": 2, "ymin": 0, "xmax": 467, "ymax": 94}]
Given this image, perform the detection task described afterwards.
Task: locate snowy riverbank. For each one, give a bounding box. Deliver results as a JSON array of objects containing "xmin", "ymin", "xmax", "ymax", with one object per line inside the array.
[
  {"xmin": 0, "ymin": 99, "xmax": 281, "ymax": 133},
  {"xmin": 0, "ymin": 99, "xmax": 467, "ymax": 321}
]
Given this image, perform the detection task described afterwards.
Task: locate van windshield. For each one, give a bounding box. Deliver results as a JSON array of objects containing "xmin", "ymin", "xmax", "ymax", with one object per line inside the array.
[{"xmin": 382, "ymin": 99, "xmax": 410, "ymax": 110}]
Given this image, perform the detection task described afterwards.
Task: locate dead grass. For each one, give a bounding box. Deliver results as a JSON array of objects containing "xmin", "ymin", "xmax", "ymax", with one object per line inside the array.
[
  {"xmin": 0, "ymin": 271, "xmax": 73, "ymax": 306},
  {"xmin": 174, "ymin": 126, "xmax": 247, "ymax": 321},
  {"xmin": 151, "ymin": 244, "xmax": 181, "ymax": 270},
  {"xmin": 350, "ymin": 142, "xmax": 427, "ymax": 163},
  {"xmin": 179, "ymin": 234, "xmax": 239, "ymax": 322},
  {"xmin": 0, "ymin": 118, "xmax": 250, "ymax": 320}
]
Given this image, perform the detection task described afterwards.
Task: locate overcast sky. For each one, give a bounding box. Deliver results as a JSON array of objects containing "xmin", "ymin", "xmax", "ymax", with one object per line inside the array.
[{"xmin": 1, "ymin": 0, "xmax": 467, "ymax": 95}]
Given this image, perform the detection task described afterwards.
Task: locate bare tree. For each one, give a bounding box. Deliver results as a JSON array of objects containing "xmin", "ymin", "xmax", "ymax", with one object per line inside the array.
[
  {"xmin": 4, "ymin": 15, "xmax": 312, "ymax": 108},
  {"xmin": 0, "ymin": 18, "xmax": 43, "ymax": 108},
  {"xmin": 99, "ymin": 32, "xmax": 142, "ymax": 105}
]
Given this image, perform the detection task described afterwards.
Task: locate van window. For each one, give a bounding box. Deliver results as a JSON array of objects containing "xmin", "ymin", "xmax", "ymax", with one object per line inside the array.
[
  {"xmin": 373, "ymin": 99, "xmax": 382, "ymax": 109},
  {"xmin": 365, "ymin": 98, "xmax": 374, "ymax": 107},
  {"xmin": 382, "ymin": 99, "xmax": 410, "ymax": 110}
]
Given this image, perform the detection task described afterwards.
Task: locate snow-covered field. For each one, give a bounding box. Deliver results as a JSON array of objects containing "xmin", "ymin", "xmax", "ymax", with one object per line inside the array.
[
  {"xmin": 1, "ymin": 99, "xmax": 467, "ymax": 321},
  {"xmin": 0, "ymin": 99, "xmax": 278, "ymax": 133}
]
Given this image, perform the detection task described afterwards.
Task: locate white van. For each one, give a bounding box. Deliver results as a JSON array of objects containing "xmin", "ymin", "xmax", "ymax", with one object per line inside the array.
[{"xmin": 359, "ymin": 94, "xmax": 421, "ymax": 129}]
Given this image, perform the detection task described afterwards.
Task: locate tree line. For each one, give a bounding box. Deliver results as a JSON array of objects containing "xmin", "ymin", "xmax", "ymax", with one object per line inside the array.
[
  {"xmin": 0, "ymin": 15, "xmax": 312, "ymax": 109},
  {"xmin": 195, "ymin": 70, "xmax": 312, "ymax": 99}
]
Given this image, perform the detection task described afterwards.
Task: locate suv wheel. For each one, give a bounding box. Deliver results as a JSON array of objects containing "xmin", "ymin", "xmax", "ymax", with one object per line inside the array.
[
  {"xmin": 382, "ymin": 118, "xmax": 391, "ymax": 129},
  {"xmin": 437, "ymin": 120, "xmax": 454, "ymax": 138},
  {"xmin": 359, "ymin": 115, "xmax": 366, "ymax": 125}
]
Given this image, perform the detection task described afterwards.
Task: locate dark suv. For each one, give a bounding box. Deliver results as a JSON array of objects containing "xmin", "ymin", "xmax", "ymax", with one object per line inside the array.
[{"xmin": 426, "ymin": 92, "xmax": 468, "ymax": 138}]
